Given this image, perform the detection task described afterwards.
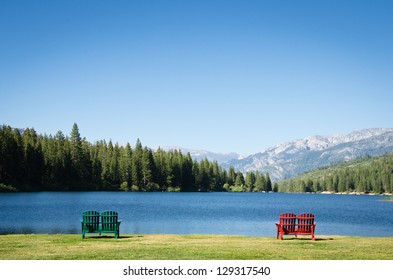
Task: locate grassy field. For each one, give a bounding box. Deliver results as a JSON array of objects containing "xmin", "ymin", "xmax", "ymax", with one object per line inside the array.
[{"xmin": 0, "ymin": 234, "xmax": 392, "ymax": 260}]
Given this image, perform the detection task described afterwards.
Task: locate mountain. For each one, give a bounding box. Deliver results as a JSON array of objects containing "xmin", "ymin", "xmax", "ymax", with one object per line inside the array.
[
  {"xmin": 157, "ymin": 146, "xmax": 243, "ymax": 164},
  {"xmin": 221, "ymin": 128, "xmax": 393, "ymax": 181}
]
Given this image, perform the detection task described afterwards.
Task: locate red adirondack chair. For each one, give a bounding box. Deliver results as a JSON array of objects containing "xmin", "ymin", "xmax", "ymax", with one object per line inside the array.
[
  {"xmin": 275, "ymin": 213, "xmax": 297, "ymax": 240},
  {"xmin": 297, "ymin": 213, "xmax": 316, "ymax": 241},
  {"xmin": 275, "ymin": 212, "xmax": 316, "ymax": 240}
]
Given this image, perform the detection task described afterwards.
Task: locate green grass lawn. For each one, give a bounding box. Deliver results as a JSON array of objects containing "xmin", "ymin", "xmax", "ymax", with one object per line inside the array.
[{"xmin": 1, "ymin": 234, "xmax": 392, "ymax": 260}]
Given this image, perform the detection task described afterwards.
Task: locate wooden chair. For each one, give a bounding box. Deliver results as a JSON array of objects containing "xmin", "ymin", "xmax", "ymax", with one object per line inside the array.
[
  {"xmin": 81, "ymin": 210, "xmax": 122, "ymax": 239},
  {"xmin": 81, "ymin": 210, "xmax": 100, "ymax": 238},
  {"xmin": 297, "ymin": 213, "xmax": 316, "ymax": 241},
  {"xmin": 275, "ymin": 212, "xmax": 316, "ymax": 240},
  {"xmin": 101, "ymin": 210, "xmax": 121, "ymax": 239},
  {"xmin": 275, "ymin": 213, "xmax": 297, "ymax": 240}
]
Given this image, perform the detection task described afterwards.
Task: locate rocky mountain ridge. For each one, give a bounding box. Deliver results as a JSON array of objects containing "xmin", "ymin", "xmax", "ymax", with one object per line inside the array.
[
  {"xmin": 222, "ymin": 128, "xmax": 393, "ymax": 181},
  {"xmin": 157, "ymin": 146, "xmax": 243, "ymax": 164}
]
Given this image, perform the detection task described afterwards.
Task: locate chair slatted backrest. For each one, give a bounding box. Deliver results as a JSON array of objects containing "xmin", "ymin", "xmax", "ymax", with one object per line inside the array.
[
  {"xmin": 82, "ymin": 210, "xmax": 100, "ymax": 232},
  {"xmin": 101, "ymin": 210, "xmax": 118, "ymax": 231},
  {"xmin": 297, "ymin": 213, "xmax": 314, "ymax": 233},
  {"xmin": 280, "ymin": 213, "xmax": 297, "ymax": 233}
]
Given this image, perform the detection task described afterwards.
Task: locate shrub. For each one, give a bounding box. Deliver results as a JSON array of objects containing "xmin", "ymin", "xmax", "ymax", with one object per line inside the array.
[{"xmin": 0, "ymin": 183, "xmax": 17, "ymax": 192}]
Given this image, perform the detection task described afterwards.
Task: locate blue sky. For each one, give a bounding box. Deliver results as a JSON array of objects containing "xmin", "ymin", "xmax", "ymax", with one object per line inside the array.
[{"xmin": 1, "ymin": 0, "xmax": 392, "ymax": 154}]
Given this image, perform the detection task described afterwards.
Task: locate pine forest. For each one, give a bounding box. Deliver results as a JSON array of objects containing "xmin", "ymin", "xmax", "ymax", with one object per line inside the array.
[
  {"xmin": 277, "ymin": 154, "xmax": 393, "ymax": 194},
  {"xmin": 1, "ymin": 124, "xmax": 392, "ymax": 194},
  {"xmin": 0, "ymin": 124, "xmax": 272, "ymax": 192}
]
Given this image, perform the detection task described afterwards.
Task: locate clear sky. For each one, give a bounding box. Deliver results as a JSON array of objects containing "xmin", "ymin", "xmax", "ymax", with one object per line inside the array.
[{"xmin": 1, "ymin": 0, "xmax": 392, "ymax": 154}]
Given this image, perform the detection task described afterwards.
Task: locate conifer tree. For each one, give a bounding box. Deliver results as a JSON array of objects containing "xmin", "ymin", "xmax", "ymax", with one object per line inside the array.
[
  {"xmin": 181, "ymin": 152, "xmax": 194, "ymax": 191},
  {"xmin": 228, "ymin": 166, "xmax": 235, "ymax": 186},
  {"xmin": 265, "ymin": 173, "xmax": 272, "ymax": 192},
  {"xmin": 141, "ymin": 147, "xmax": 154, "ymax": 189},
  {"xmin": 70, "ymin": 123, "xmax": 85, "ymax": 184},
  {"xmin": 119, "ymin": 143, "xmax": 132, "ymax": 190},
  {"xmin": 254, "ymin": 171, "xmax": 266, "ymax": 192},
  {"xmin": 234, "ymin": 171, "xmax": 244, "ymax": 187},
  {"xmin": 109, "ymin": 142, "xmax": 121, "ymax": 186},
  {"xmin": 22, "ymin": 128, "xmax": 44, "ymax": 187},
  {"xmin": 0, "ymin": 126, "xmax": 24, "ymax": 185},
  {"xmin": 153, "ymin": 147, "xmax": 166, "ymax": 189},
  {"xmin": 131, "ymin": 139, "xmax": 143, "ymax": 188},
  {"xmin": 90, "ymin": 141, "xmax": 103, "ymax": 188},
  {"xmin": 245, "ymin": 172, "xmax": 256, "ymax": 192}
]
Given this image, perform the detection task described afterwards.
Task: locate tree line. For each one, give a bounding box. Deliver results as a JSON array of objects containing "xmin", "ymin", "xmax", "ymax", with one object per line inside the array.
[
  {"xmin": 0, "ymin": 124, "xmax": 273, "ymax": 192},
  {"xmin": 277, "ymin": 154, "xmax": 393, "ymax": 194}
]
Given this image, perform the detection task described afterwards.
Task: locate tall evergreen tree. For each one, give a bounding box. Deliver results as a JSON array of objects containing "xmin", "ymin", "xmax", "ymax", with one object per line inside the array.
[
  {"xmin": 131, "ymin": 139, "xmax": 143, "ymax": 188},
  {"xmin": 90, "ymin": 141, "xmax": 103, "ymax": 188},
  {"xmin": 0, "ymin": 126, "xmax": 24, "ymax": 186},
  {"xmin": 265, "ymin": 173, "xmax": 272, "ymax": 192},
  {"xmin": 254, "ymin": 171, "xmax": 266, "ymax": 192},
  {"xmin": 181, "ymin": 152, "xmax": 195, "ymax": 191},
  {"xmin": 119, "ymin": 143, "xmax": 132, "ymax": 190},
  {"xmin": 22, "ymin": 128, "xmax": 44, "ymax": 188},
  {"xmin": 245, "ymin": 172, "xmax": 256, "ymax": 192},
  {"xmin": 70, "ymin": 123, "xmax": 85, "ymax": 185},
  {"xmin": 109, "ymin": 142, "xmax": 121, "ymax": 187},
  {"xmin": 141, "ymin": 147, "xmax": 154, "ymax": 189},
  {"xmin": 234, "ymin": 171, "xmax": 244, "ymax": 187},
  {"xmin": 228, "ymin": 166, "xmax": 235, "ymax": 186}
]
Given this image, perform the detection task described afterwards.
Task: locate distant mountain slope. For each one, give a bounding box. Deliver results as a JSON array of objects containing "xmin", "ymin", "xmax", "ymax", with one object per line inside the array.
[
  {"xmin": 222, "ymin": 128, "xmax": 393, "ymax": 181},
  {"xmin": 158, "ymin": 146, "xmax": 242, "ymax": 164},
  {"xmin": 276, "ymin": 153, "xmax": 393, "ymax": 194}
]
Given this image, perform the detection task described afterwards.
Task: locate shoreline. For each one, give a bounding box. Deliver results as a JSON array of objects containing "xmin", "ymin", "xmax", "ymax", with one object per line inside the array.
[
  {"xmin": 319, "ymin": 191, "xmax": 393, "ymax": 196},
  {"xmin": 1, "ymin": 188, "xmax": 392, "ymax": 196}
]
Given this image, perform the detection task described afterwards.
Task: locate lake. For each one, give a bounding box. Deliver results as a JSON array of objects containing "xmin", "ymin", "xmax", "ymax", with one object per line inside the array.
[{"xmin": 0, "ymin": 192, "xmax": 392, "ymax": 236}]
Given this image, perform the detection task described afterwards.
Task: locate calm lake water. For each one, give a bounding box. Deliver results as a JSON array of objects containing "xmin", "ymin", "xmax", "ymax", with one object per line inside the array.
[{"xmin": 0, "ymin": 192, "xmax": 392, "ymax": 236}]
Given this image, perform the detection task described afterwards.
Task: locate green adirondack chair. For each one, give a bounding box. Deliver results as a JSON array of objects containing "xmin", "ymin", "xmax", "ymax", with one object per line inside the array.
[
  {"xmin": 100, "ymin": 210, "xmax": 122, "ymax": 239},
  {"xmin": 81, "ymin": 210, "xmax": 100, "ymax": 238}
]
